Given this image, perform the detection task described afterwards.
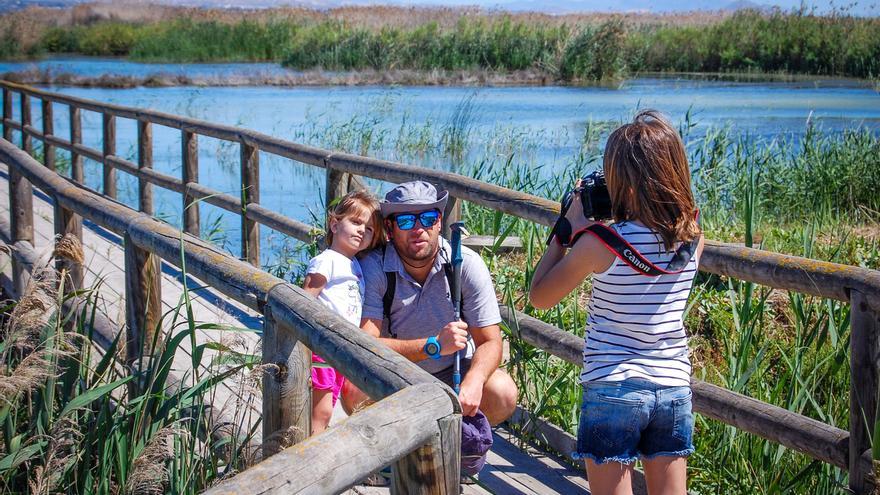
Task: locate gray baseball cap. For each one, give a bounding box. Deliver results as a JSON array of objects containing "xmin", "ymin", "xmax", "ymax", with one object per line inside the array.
[{"xmin": 380, "ymin": 180, "xmax": 449, "ymax": 218}]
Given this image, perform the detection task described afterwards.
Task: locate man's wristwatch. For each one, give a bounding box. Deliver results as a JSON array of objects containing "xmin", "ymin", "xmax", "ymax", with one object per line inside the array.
[{"xmin": 423, "ymin": 336, "xmax": 442, "ymax": 360}]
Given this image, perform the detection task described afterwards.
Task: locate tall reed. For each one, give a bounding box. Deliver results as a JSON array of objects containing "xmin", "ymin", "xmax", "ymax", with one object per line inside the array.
[
  {"xmin": 6, "ymin": 8, "xmax": 878, "ymax": 80},
  {"xmin": 0, "ymin": 245, "xmax": 260, "ymax": 494}
]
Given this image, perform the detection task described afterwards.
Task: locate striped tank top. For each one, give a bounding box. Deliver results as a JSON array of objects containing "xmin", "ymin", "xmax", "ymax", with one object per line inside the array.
[{"xmin": 581, "ymin": 221, "xmax": 698, "ymax": 387}]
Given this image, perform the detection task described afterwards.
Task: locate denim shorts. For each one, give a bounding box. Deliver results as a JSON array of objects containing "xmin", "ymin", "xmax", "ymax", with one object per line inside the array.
[{"xmin": 573, "ymin": 379, "xmax": 695, "ymax": 465}]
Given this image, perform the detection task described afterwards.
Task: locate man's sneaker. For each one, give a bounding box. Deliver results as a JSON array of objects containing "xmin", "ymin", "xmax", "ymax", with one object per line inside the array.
[
  {"xmin": 461, "ymin": 473, "xmax": 478, "ymax": 485},
  {"xmin": 362, "ymin": 466, "xmax": 391, "ymax": 487}
]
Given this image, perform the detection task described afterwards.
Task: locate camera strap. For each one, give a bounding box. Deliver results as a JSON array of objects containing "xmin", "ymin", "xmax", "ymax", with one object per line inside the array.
[{"xmin": 571, "ymin": 223, "xmax": 698, "ymax": 277}]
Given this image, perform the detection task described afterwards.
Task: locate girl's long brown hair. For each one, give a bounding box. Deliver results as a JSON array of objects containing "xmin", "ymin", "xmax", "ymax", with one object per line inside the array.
[
  {"xmin": 603, "ymin": 110, "xmax": 700, "ymax": 251},
  {"xmin": 326, "ymin": 190, "xmax": 385, "ymax": 251}
]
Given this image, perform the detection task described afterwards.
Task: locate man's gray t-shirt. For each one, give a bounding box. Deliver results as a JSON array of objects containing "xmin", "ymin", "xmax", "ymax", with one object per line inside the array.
[{"xmin": 360, "ymin": 237, "xmax": 501, "ymax": 374}]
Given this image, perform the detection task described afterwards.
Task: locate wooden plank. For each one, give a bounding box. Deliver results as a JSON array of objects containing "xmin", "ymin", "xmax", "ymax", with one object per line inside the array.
[
  {"xmin": 53, "ymin": 202, "xmax": 83, "ymax": 292},
  {"xmin": 265, "ymin": 284, "xmax": 443, "ymax": 402},
  {"xmin": 182, "ymin": 129, "xmax": 199, "ymax": 236},
  {"xmin": 207, "ymin": 383, "xmax": 456, "ymax": 495},
  {"xmin": 240, "ymin": 142, "xmax": 259, "ymax": 266},
  {"xmin": 261, "ymin": 306, "xmax": 311, "ymax": 458},
  {"xmin": 186, "ymin": 182, "xmax": 241, "ymax": 215},
  {"xmin": 138, "ymin": 120, "xmax": 153, "ymax": 214},
  {"xmin": 392, "ymin": 413, "xmax": 460, "ymax": 495},
  {"xmin": 102, "ymin": 113, "xmax": 116, "ymax": 199},
  {"xmin": 462, "ymin": 235, "xmax": 522, "ymax": 253},
  {"xmin": 325, "ymin": 152, "xmax": 558, "ymax": 227},
  {"xmin": 245, "ymin": 204, "xmax": 312, "ymax": 243},
  {"xmin": 41, "ymin": 98, "xmax": 54, "ymax": 171},
  {"xmin": 20, "ymin": 93, "xmax": 31, "ymax": 155},
  {"xmin": 850, "ymin": 289, "xmax": 880, "ymax": 493},
  {"xmin": 8, "ymin": 158, "xmax": 34, "ymax": 297},
  {"xmin": 69, "ymin": 106, "xmax": 83, "ymax": 183},
  {"xmin": 8, "ymin": 82, "xmax": 880, "ymax": 313},
  {"xmin": 441, "ymin": 195, "xmax": 461, "ymax": 239},
  {"xmin": 499, "ymin": 305, "xmax": 852, "ymax": 471},
  {"xmin": 326, "ymin": 167, "xmax": 349, "ymax": 212},
  {"xmin": 124, "ymin": 231, "xmax": 162, "ymax": 397},
  {"xmin": 508, "ymin": 408, "xmax": 645, "ymax": 494},
  {"xmin": 2, "ymin": 88, "xmax": 11, "ymax": 141}
]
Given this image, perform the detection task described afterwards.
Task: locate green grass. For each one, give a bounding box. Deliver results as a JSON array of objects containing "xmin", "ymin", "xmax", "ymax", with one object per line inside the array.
[{"xmin": 4, "ymin": 9, "xmax": 879, "ymax": 80}]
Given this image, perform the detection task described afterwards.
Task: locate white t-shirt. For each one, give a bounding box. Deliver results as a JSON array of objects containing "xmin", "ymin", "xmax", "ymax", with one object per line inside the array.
[{"xmin": 307, "ymin": 249, "xmax": 365, "ymax": 327}]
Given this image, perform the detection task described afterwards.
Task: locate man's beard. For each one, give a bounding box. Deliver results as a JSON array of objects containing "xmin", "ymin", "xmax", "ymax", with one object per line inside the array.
[{"xmin": 397, "ymin": 235, "xmax": 438, "ymax": 264}]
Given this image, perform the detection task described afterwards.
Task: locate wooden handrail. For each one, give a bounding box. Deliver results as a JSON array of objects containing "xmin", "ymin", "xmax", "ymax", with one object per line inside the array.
[
  {"xmin": 498, "ymin": 306, "xmax": 852, "ymax": 469},
  {"xmin": 3, "ymin": 81, "xmax": 879, "ymax": 492},
  {"xmin": 0, "ymin": 138, "xmax": 462, "ymax": 492},
  {"xmin": 205, "ymin": 382, "xmax": 460, "ymax": 495},
  {"xmin": 3, "ymin": 80, "xmax": 878, "ymax": 313}
]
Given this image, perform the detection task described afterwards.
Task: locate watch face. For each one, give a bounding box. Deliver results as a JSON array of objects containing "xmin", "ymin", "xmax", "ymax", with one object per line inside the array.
[{"xmin": 426, "ymin": 343, "xmax": 440, "ymax": 356}]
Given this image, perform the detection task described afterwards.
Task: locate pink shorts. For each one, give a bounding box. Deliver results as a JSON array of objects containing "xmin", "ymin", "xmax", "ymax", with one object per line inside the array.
[{"xmin": 311, "ymin": 354, "xmax": 345, "ymax": 406}]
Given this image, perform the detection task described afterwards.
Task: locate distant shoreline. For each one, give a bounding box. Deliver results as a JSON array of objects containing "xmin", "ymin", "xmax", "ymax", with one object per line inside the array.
[{"xmin": 1, "ymin": 66, "xmax": 876, "ymax": 89}]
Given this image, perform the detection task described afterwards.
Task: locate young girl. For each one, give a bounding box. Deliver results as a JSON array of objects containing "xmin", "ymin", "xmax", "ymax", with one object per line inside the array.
[
  {"xmin": 529, "ymin": 110, "xmax": 704, "ymax": 495},
  {"xmin": 302, "ymin": 190, "xmax": 384, "ymax": 435}
]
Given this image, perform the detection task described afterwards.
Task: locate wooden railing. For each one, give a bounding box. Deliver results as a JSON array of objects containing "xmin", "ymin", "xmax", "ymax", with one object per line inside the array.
[{"xmin": 2, "ymin": 80, "xmax": 879, "ymax": 493}]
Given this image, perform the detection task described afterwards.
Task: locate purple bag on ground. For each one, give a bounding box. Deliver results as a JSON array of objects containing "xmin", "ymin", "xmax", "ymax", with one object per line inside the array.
[{"xmin": 461, "ymin": 410, "xmax": 493, "ymax": 476}]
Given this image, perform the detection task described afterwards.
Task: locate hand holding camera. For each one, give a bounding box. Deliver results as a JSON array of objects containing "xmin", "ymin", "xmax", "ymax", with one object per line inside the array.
[{"xmin": 548, "ymin": 171, "xmax": 612, "ymax": 247}]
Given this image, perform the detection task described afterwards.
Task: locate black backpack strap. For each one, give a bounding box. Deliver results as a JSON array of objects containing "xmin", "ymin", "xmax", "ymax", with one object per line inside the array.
[
  {"xmin": 382, "ymin": 244, "xmax": 398, "ymax": 339},
  {"xmin": 442, "ymin": 262, "xmax": 462, "ymax": 315},
  {"xmin": 383, "ymin": 270, "xmax": 396, "ymax": 338},
  {"xmin": 571, "ymin": 223, "xmax": 697, "ymax": 276}
]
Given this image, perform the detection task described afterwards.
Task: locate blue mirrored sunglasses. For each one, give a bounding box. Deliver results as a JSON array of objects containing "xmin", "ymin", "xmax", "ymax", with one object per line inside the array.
[{"xmin": 393, "ymin": 210, "xmax": 440, "ymax": 230}]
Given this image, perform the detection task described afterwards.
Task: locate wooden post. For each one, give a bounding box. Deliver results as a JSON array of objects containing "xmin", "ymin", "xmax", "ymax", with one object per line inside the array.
[
  {"xmin": 240, "ymin": 143, "xmax": 259, "ymax": 266},
  {"xmin": 53, "ymin": 203, "xmax": 83, "ymax": 293},
  {"xmin": 182, "ymin": 130, "xmax": 199, "ymax": 236},
  {"xmin": 41, "ymin": 99, "xmax": 54, "ymax": 171},
  {"xmin": 850, "ymin": 289, "xmax": 880, "ymax": 494},
  {"xmin": 325, "ymin": 167, "xmax": 350, "ymax": 212},
  {"xmin": 124, "ymin": 232, "xmax": 162, "ymax": 397},
  {"xmin": 7, "ymin": 93, "xmax": 34, "ymax": 296},
  {"xmin": 69, "ymin": 106, "xmax": 83, "ymax": 183},
  {"xmin": 262, "ymin": 306, "xmax": 311, "ymax": 459},
  {"xmin": 392, "ymin": 414, "xmax": 461, "ymax": 494},
  {"xmin": 8, "ymin": 163, "xmax": 34, "ymax": 297},
  {"xmin": 102, "ymin": 113, "xmax": 116, "ymax": 199},
  {"xmin": 2, "ymin": 88, "xmax": 12, "ymax": 141},
  {"xmin": 138, "ymin": 121, "xmax": 153, "ymax": 215},
  {"xmin": 441, "ymin": 195, "xmax": 461, "ymax": 238},
  {"xmin": 20, "ymin": 93, "xmax": 31, "ymax": 155}
]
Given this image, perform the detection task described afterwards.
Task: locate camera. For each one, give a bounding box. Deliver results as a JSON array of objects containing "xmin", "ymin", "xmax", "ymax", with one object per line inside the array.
[
  {"xmin": 548, "ymin": 171, "xmax": 612, "ymax": 246},
  {"xmin": 560, "ymin": 170, "xmax": 612, "ymax": 222}
]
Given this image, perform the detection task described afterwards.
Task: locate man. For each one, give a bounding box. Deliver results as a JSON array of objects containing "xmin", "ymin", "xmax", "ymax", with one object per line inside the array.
[{"xmin": 341, "ymin": 180, "xmax": 518, "ymax": 425}]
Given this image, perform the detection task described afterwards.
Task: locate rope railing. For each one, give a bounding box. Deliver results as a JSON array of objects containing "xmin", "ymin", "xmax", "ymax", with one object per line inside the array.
[{"xmin": 2, "ymin": 80, "xmax": 879, "ymax": 493}]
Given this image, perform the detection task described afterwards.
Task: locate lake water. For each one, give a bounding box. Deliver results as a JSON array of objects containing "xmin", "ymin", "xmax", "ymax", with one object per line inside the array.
[{"xmin": 1, "ymin": 58, "xmax": 878, "ymax": 270}]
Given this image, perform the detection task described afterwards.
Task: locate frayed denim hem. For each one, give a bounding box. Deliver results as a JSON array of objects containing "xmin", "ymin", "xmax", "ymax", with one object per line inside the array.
[
  {"xmin": 641, "ymin": 447, "xmax": 694, "ymax": 460},
  {"xmin": 571, "ymin": 451, "xmax": 639, "ymax": 465}
]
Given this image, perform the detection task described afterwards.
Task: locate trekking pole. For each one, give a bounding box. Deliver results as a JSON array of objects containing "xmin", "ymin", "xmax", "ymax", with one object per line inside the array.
[{"xmin": 449, "ymin": 221, "xmax": 468, "ymax": 394}]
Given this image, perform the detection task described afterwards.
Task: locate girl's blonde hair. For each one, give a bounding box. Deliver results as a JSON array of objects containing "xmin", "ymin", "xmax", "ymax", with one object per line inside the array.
[
  {"xmin": 603, "ymin": 110, "xmax": 701, "ymax": 251},
  {"xmin": 326, "ymin": 190, "xmax": 385, "ymax": 251}
]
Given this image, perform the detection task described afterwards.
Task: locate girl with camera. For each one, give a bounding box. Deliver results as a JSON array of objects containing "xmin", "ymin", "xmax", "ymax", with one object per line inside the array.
[{"xmin": 530, "ymin": 110, "xmax": 704, "ymax": 495}]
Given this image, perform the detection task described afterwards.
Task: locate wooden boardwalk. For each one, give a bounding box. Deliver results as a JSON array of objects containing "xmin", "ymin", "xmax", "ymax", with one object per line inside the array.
[{"xmin": 0, "ymin": 167, "xmax": 596, "ymax": 495}]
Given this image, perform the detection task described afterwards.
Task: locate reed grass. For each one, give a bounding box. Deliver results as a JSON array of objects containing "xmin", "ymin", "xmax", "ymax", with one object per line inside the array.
[
  {"xmin": 3, "ymin": 7, "xmax": 878, "ymax": 80},
  {"xmin": 0, "ymin": 246, "xmax": 260, "ymax": 494}
]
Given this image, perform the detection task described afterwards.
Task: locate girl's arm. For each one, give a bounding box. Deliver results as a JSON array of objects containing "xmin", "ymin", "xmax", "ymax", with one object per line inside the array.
[
  {"xmin": 529, "ymin": 190, "xmax": 615, "ymax": 309},
  {"xmin": 529, "ymin": 232, "xmax": 614, "ymax": 309},
  {"xmin": 302, "ymin": 273, "xmax": 327, "ymax": 297}
]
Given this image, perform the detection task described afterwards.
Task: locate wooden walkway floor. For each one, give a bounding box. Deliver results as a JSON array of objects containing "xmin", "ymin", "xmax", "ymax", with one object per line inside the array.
[{"xmin": 0, "ymin": 166, "xmax": 596, "ymax": 494}]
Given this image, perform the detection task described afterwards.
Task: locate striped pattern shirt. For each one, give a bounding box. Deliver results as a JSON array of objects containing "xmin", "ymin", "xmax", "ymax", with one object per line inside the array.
[{"xmin": 581, "ymin": 221, "xmax": 698, "ymax": 387}]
